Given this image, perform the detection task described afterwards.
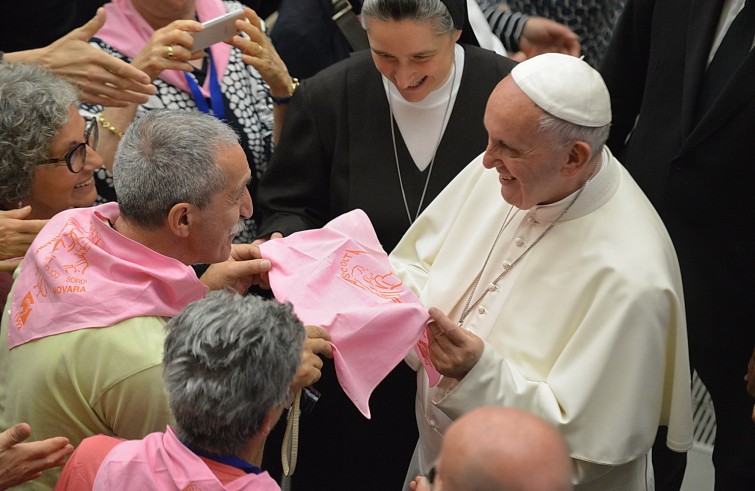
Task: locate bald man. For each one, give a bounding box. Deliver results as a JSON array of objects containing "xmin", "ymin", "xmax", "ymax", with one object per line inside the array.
[{"xmin": 412, "ymin": 406, "xmax": 573, "ymax": 491}]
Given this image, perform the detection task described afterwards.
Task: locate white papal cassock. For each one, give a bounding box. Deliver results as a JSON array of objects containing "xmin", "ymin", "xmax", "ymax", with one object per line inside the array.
[{"xmin": 391, "ymin": 147, "xmax": 693, "ymax": 490}]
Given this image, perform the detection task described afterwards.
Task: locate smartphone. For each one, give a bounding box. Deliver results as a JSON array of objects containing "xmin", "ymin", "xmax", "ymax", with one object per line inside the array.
[{"xmin": 191, "ymin": 9, "xmax": 246, "ymax": 52}]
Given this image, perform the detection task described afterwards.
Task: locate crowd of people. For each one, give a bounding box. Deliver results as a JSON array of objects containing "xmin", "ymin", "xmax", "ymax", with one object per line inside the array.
[{"xmin": 1, "ymin": 0, "xmax": 754, "ymax": 490}]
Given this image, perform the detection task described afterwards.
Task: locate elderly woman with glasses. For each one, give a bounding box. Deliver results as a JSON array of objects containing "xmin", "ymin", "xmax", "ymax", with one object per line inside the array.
[{"xmin": 0, "ymin": 62, "xmax": 103, "ymax": 302}]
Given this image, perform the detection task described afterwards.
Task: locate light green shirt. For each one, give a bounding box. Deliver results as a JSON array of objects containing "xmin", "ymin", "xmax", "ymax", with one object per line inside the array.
[{"xmin": 0, "ymin": 282, "xmax": 174, "ymax": 490}]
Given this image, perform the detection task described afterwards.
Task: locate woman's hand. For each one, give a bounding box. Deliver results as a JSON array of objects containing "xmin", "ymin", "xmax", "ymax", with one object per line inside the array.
[
  {"xmin": 4, "ymin": 8, "xmax": 156, "ymax": 107},
  {"xmin": 228, "ymin": 7, "xmax": 294, "ymax": 100},
  {"xmin": 131, "ymin": 19, "xmax": 204, "ymax": 81}
]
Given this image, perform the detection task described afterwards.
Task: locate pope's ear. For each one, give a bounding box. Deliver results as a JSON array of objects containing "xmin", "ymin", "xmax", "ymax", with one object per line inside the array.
[
  {"xmin": 166, "ymin": 203, "xmax": 193, "ymax": 238},
  {"xmin": 563, "ymin": 140, "xmax": 593, "ymax": 177}
]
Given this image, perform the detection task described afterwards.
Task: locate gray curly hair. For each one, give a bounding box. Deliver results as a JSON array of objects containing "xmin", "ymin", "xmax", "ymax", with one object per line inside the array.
[
  {"xmin": 0, "ymin": 63, "xmax": 79, "ymax": 205},
  {"xmin": 163, "ymin": 290, "xmax": 306, "ymax": 455}
]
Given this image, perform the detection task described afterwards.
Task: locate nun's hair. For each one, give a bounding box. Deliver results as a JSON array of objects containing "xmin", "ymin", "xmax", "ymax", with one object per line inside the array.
[{"xmin": 361, "ymin": 0, "xmax": 456, "ymax": 35}]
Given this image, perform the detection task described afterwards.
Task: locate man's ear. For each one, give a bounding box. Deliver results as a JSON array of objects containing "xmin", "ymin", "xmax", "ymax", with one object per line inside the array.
[
  {"xmin": 562, "ymin": 140, "xmax": 593, "ymax": 177},
  {"xmin": 261, "ymin": 406, "xmax": 284, "ymax": 436},
  {"xmin": 166, "ymin": 203, "xmax": 193, "ymax": 238}
]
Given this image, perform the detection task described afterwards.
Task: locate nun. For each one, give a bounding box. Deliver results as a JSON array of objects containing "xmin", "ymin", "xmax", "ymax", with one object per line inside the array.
[{"xmin": 255, "ymin": 1, "xmax": 515, "ymax": 489}]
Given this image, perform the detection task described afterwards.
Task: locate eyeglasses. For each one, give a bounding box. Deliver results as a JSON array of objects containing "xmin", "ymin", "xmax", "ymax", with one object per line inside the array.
[{"xmin": 39, "ymin": 116, "xmax": 99, "ymax": 173}]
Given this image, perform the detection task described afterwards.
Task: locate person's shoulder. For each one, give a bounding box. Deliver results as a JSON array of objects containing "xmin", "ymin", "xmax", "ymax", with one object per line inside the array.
[
  {"xmin": 77, "ymin": 434, "xmax": 125, "ymax": 458},
  {"xmin": 63, "ymin": 316, "xmax": 167, "ymax": 366},
  {"xmin": 57, "ymin": 435, "xmax": 124, "ymax": 491},
  {"xmin": 98, "ymin": 316, "xmax": 168, "ymax": 344},
  {"xmin": 309, "ymin": 50, "xmax": 374, "ymax": 83},
  {"xmin": 301, "ymin": 50, "xmax": 377, "ymax": 97}
]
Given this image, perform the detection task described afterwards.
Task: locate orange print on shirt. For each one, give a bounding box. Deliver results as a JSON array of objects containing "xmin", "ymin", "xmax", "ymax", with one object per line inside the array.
[
  {"xmin": 16, "ymin": 217, "xmax": 100, "ymax": 329},
  {"xmin": 337, "ymin": 249, "xmax": 405, "ymax": 303}
]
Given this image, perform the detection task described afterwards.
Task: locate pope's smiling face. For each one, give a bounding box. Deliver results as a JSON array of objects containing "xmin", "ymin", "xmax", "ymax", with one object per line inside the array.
[{"xmin": 481, "ymin": 77, "xmax": 577, "ymax": 210}]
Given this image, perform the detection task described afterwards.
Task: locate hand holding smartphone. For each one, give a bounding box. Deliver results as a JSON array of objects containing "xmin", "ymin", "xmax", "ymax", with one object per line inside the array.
[{"xmin": 191, "ymin": 10, "xmax": 246, "ymax": 52}]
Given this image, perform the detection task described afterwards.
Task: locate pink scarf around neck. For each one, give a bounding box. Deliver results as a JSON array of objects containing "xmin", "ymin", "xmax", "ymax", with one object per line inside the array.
[
  {"xmin": 8, "ymin": 203, "xmax": 208, "ymax": 349},
  {"xmin": 96, "ymin": 0, "xmax": 233, "ymax": 97},
  {"xmin": 93, "ymin": 427, "xmax": 280, "ymax": 491}
]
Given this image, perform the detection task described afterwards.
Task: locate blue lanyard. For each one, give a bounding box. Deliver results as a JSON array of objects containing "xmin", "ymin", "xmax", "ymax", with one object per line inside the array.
[{"xmin": 183, "ymin": 51, "xmax": 226, "ymax": 121}]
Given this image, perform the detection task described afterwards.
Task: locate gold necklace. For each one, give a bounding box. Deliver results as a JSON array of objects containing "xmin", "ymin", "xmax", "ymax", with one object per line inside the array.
[{"xmin": 458, "ymin": 161, "xmax": 600, "ymax": 326}]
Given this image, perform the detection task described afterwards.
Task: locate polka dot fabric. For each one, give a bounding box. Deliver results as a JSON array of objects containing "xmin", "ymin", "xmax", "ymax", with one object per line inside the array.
[{"xmin": 84, "ymin": 1, "xmax": 273, "ymax": 244}]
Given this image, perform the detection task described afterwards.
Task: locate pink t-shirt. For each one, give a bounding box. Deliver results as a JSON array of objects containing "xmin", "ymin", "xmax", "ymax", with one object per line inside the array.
[{"xmin": 56, "ymin": 428, "xmax": 279, "ymax": 491}]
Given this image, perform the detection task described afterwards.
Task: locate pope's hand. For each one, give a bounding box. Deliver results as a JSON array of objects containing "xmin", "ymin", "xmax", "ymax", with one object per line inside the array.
[{"xmin": 426, "ymin": 307, "xmax": 484, "ymax": 380}]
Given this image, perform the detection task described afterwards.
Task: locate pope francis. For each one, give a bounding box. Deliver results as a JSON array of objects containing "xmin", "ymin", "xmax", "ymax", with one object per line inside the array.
[{"xmin": 391, "ymin": 53, "xmax": 693, "ymax": 490}]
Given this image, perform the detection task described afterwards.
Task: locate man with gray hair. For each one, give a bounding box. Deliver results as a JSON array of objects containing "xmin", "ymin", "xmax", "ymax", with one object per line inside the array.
[
  {"xmin": 390, "ymin": 53, "xmax": 693, "ymax": 489},
  {"xmin": 56, "ymin": 290, "xmax": 305, "ymax": 490},
  {"xmin": 0, "ymin": 110, "xmax": 331, "ymax": 490}
]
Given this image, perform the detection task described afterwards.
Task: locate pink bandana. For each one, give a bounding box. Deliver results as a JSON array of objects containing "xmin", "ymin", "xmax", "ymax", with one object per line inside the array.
[
  {"xmin": 93, "ymin": 427, "xmax": 279, "ymax": 491},
  {"xmin": 8, "ymin": 203, "xmax": 207, "ymax": 349},
  {"xmin": 97, "ymin": 0, "xmax": 232, "ymax": 98},
  {"xmin": 260, "ymin": 210, "xmax": 433, "ymax": 418}
]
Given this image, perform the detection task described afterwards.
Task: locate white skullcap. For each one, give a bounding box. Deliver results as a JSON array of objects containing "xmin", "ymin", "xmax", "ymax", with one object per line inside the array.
[{"xmin": 510, "ymin": 53, "xmax": 611, "ymax": 127}]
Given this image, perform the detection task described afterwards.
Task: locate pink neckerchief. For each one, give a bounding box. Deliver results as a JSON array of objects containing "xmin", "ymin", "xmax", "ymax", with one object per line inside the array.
[
  {"xmin": 97, "ymin": 0, "xmax": 232, "ymax": 98},
  {"xmin": 93, "ymin": 427, "xmax": 280, "ymax": 491},
  {"xmin": 8, "ymin": 203, "xmax": 207, "ymax": 349},
  {"xmin": 260, "ymin": 210, "xmax": 432, "ymax": 418}
]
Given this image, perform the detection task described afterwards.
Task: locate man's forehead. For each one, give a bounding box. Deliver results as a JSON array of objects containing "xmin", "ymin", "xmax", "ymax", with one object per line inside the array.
[
  {"xmin": 485, "ymin": 79, "xmax": 540, "ymax": 130},
  {"xmin": 217, "ymin": 144, "xmax": 249, "ymax": 178}
]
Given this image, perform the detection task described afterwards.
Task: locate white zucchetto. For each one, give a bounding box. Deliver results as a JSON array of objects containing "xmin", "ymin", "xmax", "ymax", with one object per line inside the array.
[{"xmin": 511, "ymin": 53, "xmax": 612, "ymax": 127}]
